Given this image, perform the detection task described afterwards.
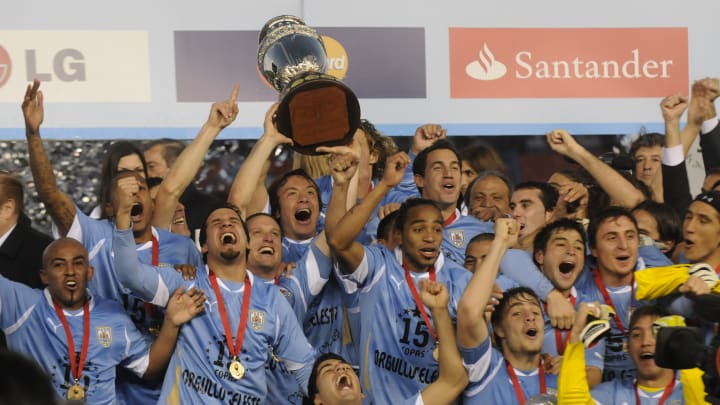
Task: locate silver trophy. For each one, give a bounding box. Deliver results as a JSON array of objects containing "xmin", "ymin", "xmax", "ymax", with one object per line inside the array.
[{"xmin": 258, "ymin": 15, "xmax": 360, "ymax": 155}]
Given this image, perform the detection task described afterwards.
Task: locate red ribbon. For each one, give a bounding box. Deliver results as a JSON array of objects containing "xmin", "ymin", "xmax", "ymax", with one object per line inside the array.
[
  {"xmin": 52, "ymin": 299, "xmax": 90, "ymax": 384},
  {"xmin": 209, "ymin": 272, "xmax": 252, "ymax": 360},
  {"xmin": 403, "ymin": 264, "xmax": 437, "ymax": 344}
]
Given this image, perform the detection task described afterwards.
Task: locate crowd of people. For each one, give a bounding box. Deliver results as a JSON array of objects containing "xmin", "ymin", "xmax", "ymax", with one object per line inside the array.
[{"xmin": 0, "ymin": 76, "xmax": 719, "ymax": 405}]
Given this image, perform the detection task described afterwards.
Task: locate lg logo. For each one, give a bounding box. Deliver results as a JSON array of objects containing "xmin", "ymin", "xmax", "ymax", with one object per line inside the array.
[
  {"xmin": 26, "ymin": 48, "xmax": 86, "ymax": 82},
  {"xmin": 0, "ymin": 45, "xmax": 86, "ymax": 88}
]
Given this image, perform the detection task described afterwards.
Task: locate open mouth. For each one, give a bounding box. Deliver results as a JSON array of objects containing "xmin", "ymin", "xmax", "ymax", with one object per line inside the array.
[
  {"xmin": 259, "ymin": 246, "xmax": 275, "ymax": 255},
  {"xmin": 559, "ymin": 262, "xmax": 575, "ymax": 274},
  {"xmin": 65, "ymin": 280, "xmax": 78, "ymax": 290},
  {"xmin": 616, "ymin": 255, "xmax": 631, "ymax": 263},
  {"xmin": 336, "ymin": 375, "xmax": 353, "ymax": 391},
  {"xmin": 639, "ymin": 352, "xmax": 654, "ymax": 360},
  {"xmin": 294, "ymin": 208, "xmax": 311, "ymax": 222},
  {"xmin": 221, "ymin": 232, "xmax": 237, "ymax": 244},
  {"xmin": 684, "ymin": 239, "xmax": 695, "ymax": 248},
  {"xmin": 172, "ymin": 217, "xmax": 186, "ymax": 225},
  {"xmin": 526, "ymin": 328, "xmax": 538, "ymax": 337},
  {"xmin": 131, "ymin": 203, "xmax": 143, "ymax": 220},
  {"xmin": 420, "ymin": 248, "xmax": 437, "ymax": 260}
]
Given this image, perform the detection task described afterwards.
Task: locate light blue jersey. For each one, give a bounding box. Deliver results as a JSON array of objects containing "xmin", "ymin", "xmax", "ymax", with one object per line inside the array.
[
  {"xmin": 336, "ymin": 245, "xmax": 470, "ymax": 404},
  {"xmin": 113, "ymin": 227, "xmax": 315, "ymax": 404},
  {"xmin": 316, "ymin": 175, "xmax": 378, "ymax": 244},
  {"xmin": 461, "ymin": 338, "xmax": 559, "ymax": 404},
  {"xmin": 441, "ymin": 210, "xmax": 494, "ymax": 267},
  {"xmin": 282, "ymin": 236, "xmax": 313, "ymax": 264},
  {"xmin": 0, "ymin": 275, "xmax": 151, "ymax": 405},
  {"xmin": 576, "ymin": 272, "xmax": 650, "ymax": 383},
  {"xmin": 66, "ymin": 205, "xmax": 204, "ymax": 404},
  {"xmin": 591, "ymin": 373, "xmax": 685, "ymax": 405}
]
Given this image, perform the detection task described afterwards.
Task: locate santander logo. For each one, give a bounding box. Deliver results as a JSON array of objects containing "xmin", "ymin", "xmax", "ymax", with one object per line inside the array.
[
  {"xmin": 450, "ymin": 28, "xmax": 688, "ymax": 98},
  {"xmin": 465, "ymin": 43, "xmax": 507, "ymax": 81}
]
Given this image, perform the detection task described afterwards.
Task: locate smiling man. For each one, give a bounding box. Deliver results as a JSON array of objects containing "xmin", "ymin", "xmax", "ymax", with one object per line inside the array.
[
  {"xmin": 574, "ymin": 207, "xmax": 654, "ymax": 383},
  {"xmin": 113, "ymin": 202, "xmax": 316, "ymax": 403},
  {"xmin": 327, "ymin": 152, "xmax": 472, "ymax": 404},
  {"xmin": 412, "ymin": 140, "xmax": 494, "ymax": 266}
]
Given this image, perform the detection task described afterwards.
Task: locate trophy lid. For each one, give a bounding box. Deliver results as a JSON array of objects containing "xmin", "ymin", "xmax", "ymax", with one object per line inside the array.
[{"xmin": 257, "ymin": 15, "xmax": 328, "ymax": 91}]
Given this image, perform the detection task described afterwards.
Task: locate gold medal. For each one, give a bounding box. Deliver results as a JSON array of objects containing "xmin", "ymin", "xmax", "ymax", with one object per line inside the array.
[
  {"xmin": 432, "ymin": 345, "xmax": 439, "ymax": 361},
  {"xmin": 67, "ymin": 382, "xmax": 85, "ymax": 400},
  {"xmin": 229, "ymin": 359, "xmax": 245, "ymax": 380}
]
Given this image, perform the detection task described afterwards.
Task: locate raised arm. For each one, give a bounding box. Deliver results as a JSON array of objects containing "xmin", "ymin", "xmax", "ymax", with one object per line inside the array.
[
  {"xmin": 315, "ymin": 144, "xmax": 360, "ymax": 256},
  {"xmin": 660, "ymin": 93, "xmax": 693, "ymax": 213},
  {"xmin": 227, "ymin": 103, "xmax": 292, "ymax": 218},
  {"xmin": 144, "ymin": 286, "xmax": 205, "ymax": 380},
  {"xmin": 153, "ymin": 84, "xmax": 239, "ymax": 229},
  {"xmin": 326, "ymin": 152, "xmax": 409, "ymax": 272},
  {"xmin": 113, "ymin": 172, "xmax": 182, "ymax": 303},
  {"xmin": 546, "ymin": 129, "xmax": 645, "ymax": 208},
  {"xmin": 457, "ymin": 218, "xmax": 518, "ymax": 348},
  {"xmin": 418, "ymin": 279, "xmax": 468, "ymax": 405},
  {"xmin": 22, "ymin": 80, "xmax": 76, "ymax": 236},
  {"xmin": 682, "ymin": 78, "xmax": 718, "ymax": 159}
]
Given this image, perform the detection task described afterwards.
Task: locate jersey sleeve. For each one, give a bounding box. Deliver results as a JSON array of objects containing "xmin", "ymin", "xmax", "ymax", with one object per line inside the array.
[
  {"xmin": 269, "ymin": 289, "xmax": 316, "ymax": 395},
  {"xmin": 287, "ymin": 239, "xmax": 333, "ymax": 317},
  {"xmin": 0, "ymin": 273, "xmax": 42, "ymax": 329},
  {"xmin": 499, "ymin": 249, "xmax": 555, "ymax": 300},
  {"xmin": 337, "ymin": 244, "xmax": 385, "ymax": 289},
  {"xmin": 459, "ymin": 336, "xmax": 496, "ymax": 387},
  {"xmin": 117, "ymin": 308, "xmax": 153, "ymax": 378},
  {"xmin": 112, "ymin": 226, "xmax": 183, "ymax": 306}
]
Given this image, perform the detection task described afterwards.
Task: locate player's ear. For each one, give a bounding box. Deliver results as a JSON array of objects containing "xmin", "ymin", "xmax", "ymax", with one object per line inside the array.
[{"xmin": 40, "ymin": 269, "xmax": 48, "ymax": 285}]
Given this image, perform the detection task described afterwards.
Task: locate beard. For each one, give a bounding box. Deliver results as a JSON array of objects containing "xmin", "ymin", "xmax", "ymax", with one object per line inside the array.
[{"xmin": 220, "ymin": 249, "xmax": 242, "ymax": 262}]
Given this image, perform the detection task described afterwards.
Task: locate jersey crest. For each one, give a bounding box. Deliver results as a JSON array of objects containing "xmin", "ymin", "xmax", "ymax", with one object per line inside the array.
[
  {"xmin": 250, "ymin": 310, "xmax": 266, "ymax": 332},
  {"xmin": 448, "ymin": 229, "xmax": 465, "ymax": 248},
  {"xmin": 96, "ymin": 326, "xmax": 112, "ymax": 348}
]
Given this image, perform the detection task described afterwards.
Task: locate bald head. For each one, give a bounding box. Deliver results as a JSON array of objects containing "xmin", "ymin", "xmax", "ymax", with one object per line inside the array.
[{"xmin": 42, "ymin": 238, "xmax": 88, "ymax": 270}]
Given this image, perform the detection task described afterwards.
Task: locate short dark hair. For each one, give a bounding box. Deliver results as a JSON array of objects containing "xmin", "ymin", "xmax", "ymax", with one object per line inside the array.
[
  {"xmin": 464, "ymin": 170, "xmax": 514, "ymax": 209},
  {"xmin": 145, "ymin": 139, "xmax": 186, "ymax": 168},
  {"xmin": 245, "ymin": 212, "xmax": 283, "ymax": 237},
  {"xmin": 629, "ymin": 133, "xmax": 664, "ymax": 158},
  {"xmin": 304, "ymin": 352, "xmax": 352, "ymax": 405},
  {"xmin": 459, "ymin": 141, "xmax": 508, "ymax": 175},
  {"xmin": 468, "ymin": 232, "xmax": 495, "ymax": 245},
  {"xmin": 412, "ymin": 139, "xmax": 461, "ymax": 178},
  {"xmin": 587, "ymin": 206, "xmax": 638, "ymax": 249},
  {"xmin": 631, "ymin": 201, "xmax": 682, "ymax": 246},
  {"xmin": 532, "ymin": 218, "xmax": 587, "ymax": 266},
  {"xmin": 267, "ymin": 168, "xmax": 323, "ymax": 224},
  {"xmin": 359, "ymin": 119, "xmax": 398, "ymax": 180},
  {"xmin": 0, "ymin": 172, "xmax": 24, "ymax": 213},
  {"xmin": 198, "ymin": 202, "xmax": 247, "ymax": 247},
  {"xmin": 393, "ymin": 198, "xmax": 441, "ymax": 233},
  {"xmin": 376, "ymin": 209, "xmax": 400, "ymax": 241},
  {"xmin": 629, "ymin": 304, "xmax": 669, "ymax": 330},
  {"xmin": 490, "ymin": 287, "xmax": 542, "ymax": 350},
  {"xmin": 513, "ymin": 181, "xmax": 559, "ymax": 212}
]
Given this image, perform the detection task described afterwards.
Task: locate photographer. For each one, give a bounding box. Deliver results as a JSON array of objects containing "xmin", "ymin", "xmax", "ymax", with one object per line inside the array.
[{"xmin": 558, "ymin": 303, "xmax": 708, "ymax": 404}]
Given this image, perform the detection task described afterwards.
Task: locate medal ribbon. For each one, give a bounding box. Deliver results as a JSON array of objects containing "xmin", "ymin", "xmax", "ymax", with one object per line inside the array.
[
  {"xmin": 52, "ymin": 299, "xmax": 90, "ymax": 384},
  {"xmin": 403, "ymin": 264, "xmax": 437, "ymax": 345},
  {"xmin": 634, "ymin": 372, "xmax": 676, "ymax": 405},
  {"xmin": 592, "ymin": 268, "xmax": 634, "ymax": 336},
  {"xmin": 209, "ymin": 272, "xmax": 251, "ymax": 360},
  {"xmin": 506, "ymin": 360, "xmax": 546, "ymax": 405}
]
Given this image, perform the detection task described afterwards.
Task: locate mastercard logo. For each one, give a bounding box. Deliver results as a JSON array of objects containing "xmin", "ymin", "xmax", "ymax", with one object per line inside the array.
[
  {"xmin": 321, "ymin": 35, "xmax": 348, "ymax": 80},
  {"xmin": 0, "ymin": 45, "xmax": 11, "ymax": 88}
]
